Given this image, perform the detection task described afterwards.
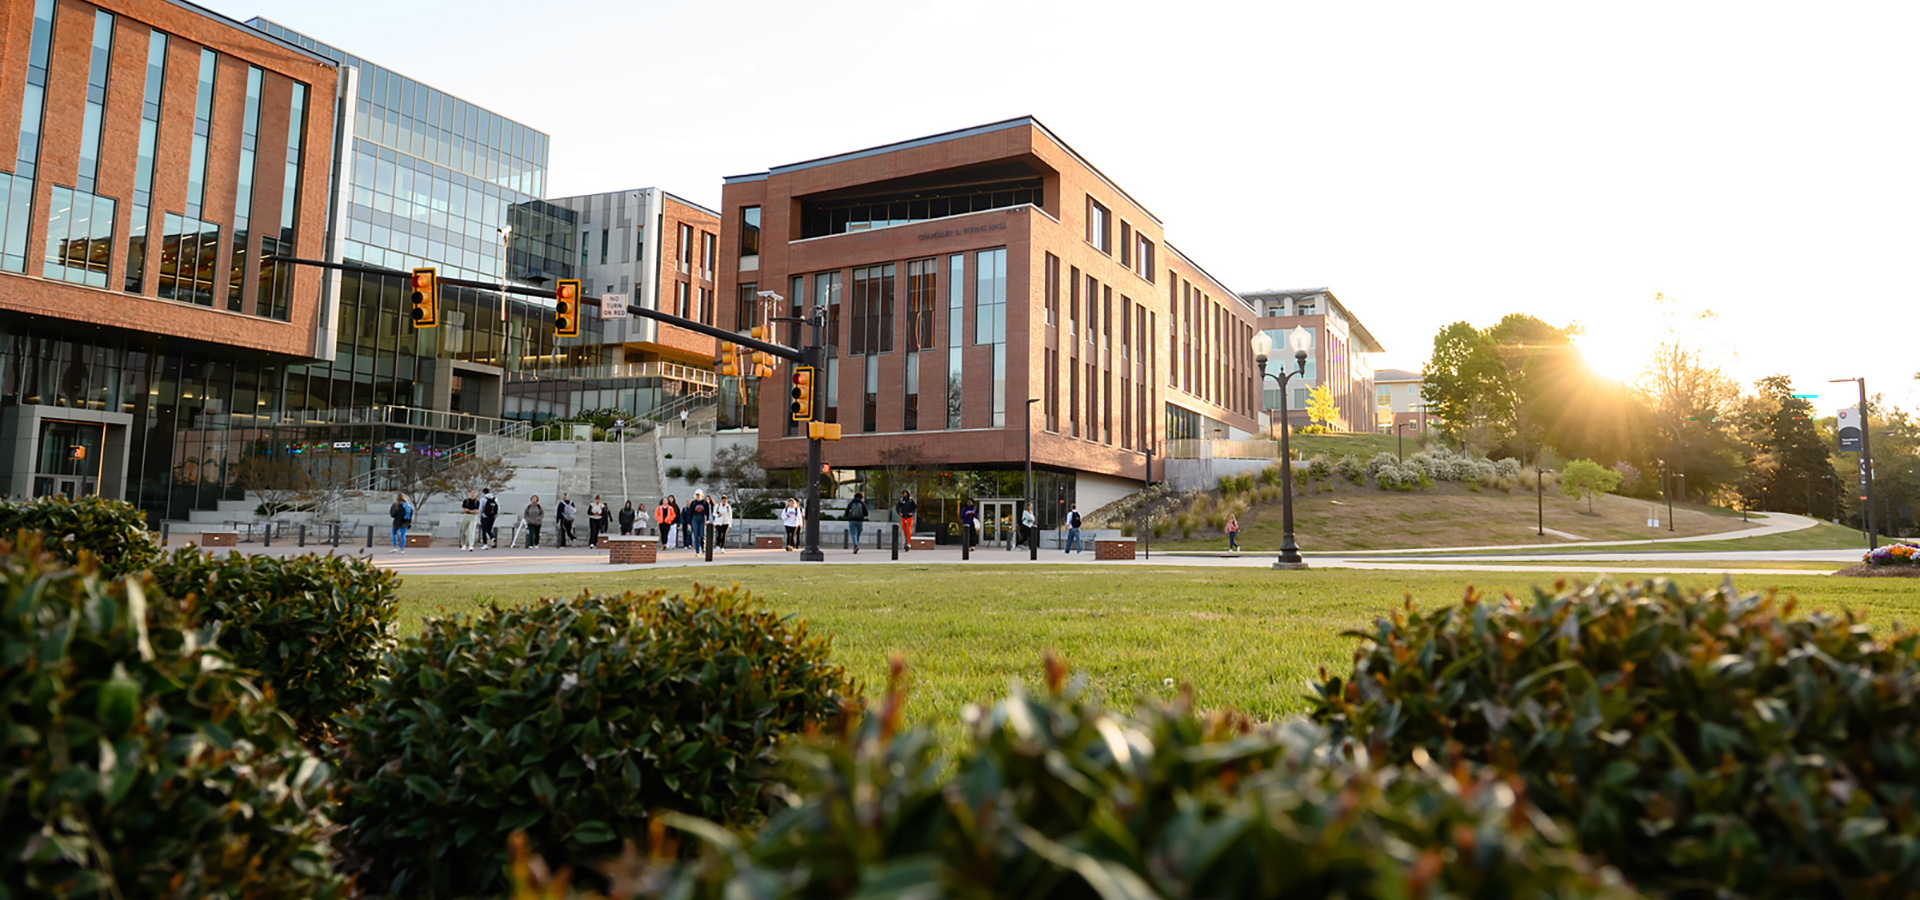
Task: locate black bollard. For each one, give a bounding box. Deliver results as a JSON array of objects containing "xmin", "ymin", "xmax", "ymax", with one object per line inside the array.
[
  {"xmin": 298, "ymin": 524, "xmax": 307, "ymax": 547},
  {"xmin": 263, "ymin": 523, "xmax": 271, "ymax": 547},
  {"xmin": 705, "ymin": 522, "xmax": 714, "ymax": 562},
  {"xmin": 159, "ymin": 522, "xmax": 170, "ymax": 547},
  {"xmin": 961, "ymin": 526, "xmax": 970, "ymax": 561},
  {"xmin": 891, "ymin": 522, "xmax": 899, "ymax": 560},
  {"xmin": 366, "ymin": 524, "xmax": 374, "ymax": 549}
]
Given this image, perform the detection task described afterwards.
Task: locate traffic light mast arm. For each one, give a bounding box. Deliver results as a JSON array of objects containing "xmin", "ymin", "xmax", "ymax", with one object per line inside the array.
[
  {"xmin": 621, "ymin": 303, "xmax": 803, "ymax": 362},
  {"xmin": 262, "ymin": 255, "xmax": 563, "ymax": 300}
]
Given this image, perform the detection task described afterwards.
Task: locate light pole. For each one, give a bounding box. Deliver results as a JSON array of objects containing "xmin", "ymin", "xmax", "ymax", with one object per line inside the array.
[
  {"xmin": 1831, "ymin": 376, "xmax": 1878, "ymax": 549},
  {"xmin": 1252, "ymin": 327, "xmax": 1312, "ymax": 569},
  {"xmin": 1395, "ymin": 421, "xmax": 1413, "ymax": 462},
  {"xmin": 1025, "ymin": 397, "xmax": 1039, "ymax": 561},
  {"xmin": 1536, "ymin": 467, "xmax": 1554, "ymax": 536}
]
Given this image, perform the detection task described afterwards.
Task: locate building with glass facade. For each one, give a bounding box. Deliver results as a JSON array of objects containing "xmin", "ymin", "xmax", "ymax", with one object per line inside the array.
[
  {"xmin": 718, "ymin": 118, "xmax": 1264, "ymax": 537},
  {"xmin": 1242, "ymin": 288, "xmax": 1382, "ymax": 434}
]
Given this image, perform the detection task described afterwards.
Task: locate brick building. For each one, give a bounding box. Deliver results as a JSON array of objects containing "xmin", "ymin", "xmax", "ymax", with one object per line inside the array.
[
  {"xmin": 718, "ymin": 118, "xmax": 1262, "ymax": 537},
  {"xmin": 1242, "ymin": 288, "xmax": 1383, "ymax": 434}
]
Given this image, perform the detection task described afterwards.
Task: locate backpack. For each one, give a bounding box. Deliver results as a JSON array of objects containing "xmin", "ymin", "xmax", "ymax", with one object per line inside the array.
[
  {"xmin": 1070, "ymin": 511, "xmax": 1081, "ymax": 528},
  {"xmin": 483, "ymin": 497, "xmax": 499, "ymax": 518}
]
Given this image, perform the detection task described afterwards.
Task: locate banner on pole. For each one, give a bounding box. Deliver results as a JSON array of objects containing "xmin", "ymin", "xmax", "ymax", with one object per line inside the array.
[{"xmin": 1837, "ymin": 407, "xmax": 1861, "ymax": 451}]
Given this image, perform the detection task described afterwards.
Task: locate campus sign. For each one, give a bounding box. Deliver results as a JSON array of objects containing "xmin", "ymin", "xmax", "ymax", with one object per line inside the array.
[{"xmin": 1837, "ymin": 406, "xmax": 1861, "ymax": 451}]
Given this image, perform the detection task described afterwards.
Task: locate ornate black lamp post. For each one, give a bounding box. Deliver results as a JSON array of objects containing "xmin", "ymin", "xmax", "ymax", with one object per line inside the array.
[{"xmin": 1252, "ymin": 327, "xmax": 1313, "ymax": 569}]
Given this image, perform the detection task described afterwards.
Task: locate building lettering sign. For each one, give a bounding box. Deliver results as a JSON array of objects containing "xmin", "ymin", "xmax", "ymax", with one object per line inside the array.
[{"xmin": 917, "ymin": 221, "xmax": 1008, "ymax": 241}]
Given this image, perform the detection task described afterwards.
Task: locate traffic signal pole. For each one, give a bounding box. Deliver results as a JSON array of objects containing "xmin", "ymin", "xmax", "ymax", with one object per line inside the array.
[{"xmin": 801, "ymin": 332, "xmax": 826, "ymax": 561}]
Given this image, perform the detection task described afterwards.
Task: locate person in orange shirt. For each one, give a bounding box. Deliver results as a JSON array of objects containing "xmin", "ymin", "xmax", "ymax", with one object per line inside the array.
[{"xmin": 654, "ymin": 496, "xmax": 677, "ymax": 547}]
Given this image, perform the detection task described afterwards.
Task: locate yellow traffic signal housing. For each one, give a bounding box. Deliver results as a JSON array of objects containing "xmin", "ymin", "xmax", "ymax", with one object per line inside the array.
[
  {"xmin": 408, "ymin": 267, "xmax": 438, "ymax": 328},
  {"xmin": 755, "ymin": 351, "xmax": 775, "ymax": 379},
  {"xmin": 807, "ymin": 421, "xmax": 842, "ymax": 441},
  {"xmin": 717, "ymin": 343, "xmax": 740, "ymax": 377},
  {"xmin": 554, "ymin": 279, "xmax": 581, "ymax": 337},
  {"xmin": 789, "ymin": 366, "xmax": 815, "ymax": 421}
]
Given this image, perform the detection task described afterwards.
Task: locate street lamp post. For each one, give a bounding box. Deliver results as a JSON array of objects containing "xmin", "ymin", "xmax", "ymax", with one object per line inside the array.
[
  {"xmin": 1026, "ymin": 397, "xmax": 1039, "ymax": 561},
  {"xmin": 1395, "ymin": 421, "xmax": 1413, "ymax": 462},
  {"xmin": 1252, "ymin": 328, "xmax": 1312, "ymax": 569},
  {"xmin": 1831, "ymin": 376, "xmax": 1878, "ymax": 550},
  {"xmin": 1536, "ymin": 467, "xmax": 1554, "ymax": 536}
]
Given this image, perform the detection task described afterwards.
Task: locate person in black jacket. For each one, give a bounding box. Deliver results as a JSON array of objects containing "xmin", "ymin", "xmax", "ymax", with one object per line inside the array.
[
  {"xmin": 894, "ymin": 490, "xmax": 917, "ymax": 552},
  {"xmin": 618, "ymin": 500, "xmax": 636, "ymax": 535},
  {"xmin": 479, "ymin": 490, "xmax": 500, "ymax": 550},
  {"xmin": 556, "ymin": 493, "xmax": 577, "ymax": 547},
  {"xmin": 846, "ymin": 491, "xmax": 870, "ymax": 553}
]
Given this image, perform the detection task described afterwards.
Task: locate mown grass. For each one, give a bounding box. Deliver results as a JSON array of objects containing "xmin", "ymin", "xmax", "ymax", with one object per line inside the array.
[
  {"xmin": 396, "ymin": 566, "xmax": 1920, "ymax": 727},
  {"xmin": 1387, "ymin": 520, "xmax": 1882, "ymax": 556}
]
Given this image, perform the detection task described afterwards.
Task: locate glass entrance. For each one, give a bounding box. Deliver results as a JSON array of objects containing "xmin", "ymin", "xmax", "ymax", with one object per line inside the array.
[
  {"xmin": 979, "ymin": 499, "xmax": 1017, "ymax": 546},
  {"xmin": 34, "ymin": 420, "xmax": 104, "ymax": 498}
]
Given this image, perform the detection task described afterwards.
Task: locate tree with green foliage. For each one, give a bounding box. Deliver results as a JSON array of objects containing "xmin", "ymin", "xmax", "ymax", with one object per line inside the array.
[
  {"xmin": 1739, "ymin": 375, "xmax": 1838, "ymax": 516},
  {"xmin": 1304, "ymin": 382, "xmax": 1341, "ymax": 430},
  {"xmin": 1559, "ymin": 458, "xmax": 1623, "ymax": 513},
  {"xmin": 1423, "ymin": 321, "xmax": 1512, "ymax": 449}
]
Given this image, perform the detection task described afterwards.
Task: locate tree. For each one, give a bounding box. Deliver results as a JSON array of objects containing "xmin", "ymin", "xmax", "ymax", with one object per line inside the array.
[
  {"xmin": 708, "ymin": 443, "xmax": 773, "ymax": 518},
  {"xmin": 1637, "ymin": 296, "xmax": 1747, "ymax": 500},
  {"xmin": 433, "ymin": 455, "xmax": 517, "ymax": 503},
  {"xmin": 1304, "ymin": 383, "xmax": 1341, "ymax": 430},
  {"xmin": 235, "ymin": 456, "xmax": 313, "ymax": 518},
  {"xmin": 1423, "ymin": 322, "xmax": 1512, "ymax": 446},
  {"xmin": 1559, "ymin": 459, "xmax": 1623, "ymax": 513},
  {"xmin": 1739, "ymin": 375, "xmax": 1838, "ymax": 517}
]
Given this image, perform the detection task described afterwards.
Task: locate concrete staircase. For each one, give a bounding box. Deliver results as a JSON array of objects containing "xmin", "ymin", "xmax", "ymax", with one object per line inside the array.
[{"xmin": 585, "ymin": 432, "xmax": 662, "ymax": 508}]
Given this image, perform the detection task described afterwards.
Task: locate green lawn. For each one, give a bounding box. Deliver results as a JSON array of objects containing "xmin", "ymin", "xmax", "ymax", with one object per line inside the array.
[
  {"xmin": 396, "ymin": 565, "xmax": 1920, "ymax": 727},
  {"xmin": 1389, "ymin": 519, "xmax": 1884, "ymax": 556}
]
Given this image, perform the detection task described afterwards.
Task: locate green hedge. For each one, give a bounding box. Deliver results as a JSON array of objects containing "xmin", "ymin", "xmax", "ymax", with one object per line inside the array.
[
  {"xmin": 333, "ymin": 584, "xmax": 856, "ymax": 898},
  {"xmin": 0, "ymin": 537, "xmax": 344, "ymax": 899},
  {"xmin": 147, "ymin": 548, "xmax": 399, "ymax": 742},
  {"xmin": 1310, "ymin": 579, "xmax": 1920, "ymax": 898},
  {"xmin": 0, "ymin": 495, "xmax": 156, "ymax": 578},
  {"xmin": 623, "ymin": 658, "xmax": 1635, "ymax": 899}
]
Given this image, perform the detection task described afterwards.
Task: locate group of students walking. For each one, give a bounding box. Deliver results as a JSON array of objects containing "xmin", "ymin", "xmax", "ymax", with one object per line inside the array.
[{"xmin": 650, "ymin": 491, "xmax": 735, "ymax": 553}]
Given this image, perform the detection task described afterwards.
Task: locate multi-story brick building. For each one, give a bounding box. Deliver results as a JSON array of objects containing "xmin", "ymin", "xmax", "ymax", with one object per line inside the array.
[
  {"xmin": 1372, "ymin": 367, "xmax": 1432, "ymax": 434},
  {"xmin": 1242, "ymin": 288, "xmax": 1383, "ymax": 434},
  {"xmin": 718, "ymin": 118, "xmax": 1262, "ymax": 536}
]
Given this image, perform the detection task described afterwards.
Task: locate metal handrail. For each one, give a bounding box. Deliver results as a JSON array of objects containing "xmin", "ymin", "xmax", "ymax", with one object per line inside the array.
[{"xmin": 1162, "ymin": 438, "xmax": 1284, "ymax": 460}]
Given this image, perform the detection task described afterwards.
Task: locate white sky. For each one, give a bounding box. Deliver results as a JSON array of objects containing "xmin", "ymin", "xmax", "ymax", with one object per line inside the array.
[{"xmin": 227, "ymin": 0, "xmax": 1920, "ymax": 413}]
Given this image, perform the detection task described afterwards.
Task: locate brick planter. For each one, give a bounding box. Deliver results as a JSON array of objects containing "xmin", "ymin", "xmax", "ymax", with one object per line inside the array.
[
  {"xmin": 607, "ymin": 536, "xmax": 658, "ymax": 564},
  {"xmin": 755, "ymin": 535, "xmax": 786, "ymax": 549},
  {"xmin": 907, "ymin": 538, "xmax": 936, "ymax": 551},
  {"xmin": 198, "ymin": 532, "xmax": 237, "ymax": 548},
  {"xmin": 405, "ymin": 533, "xmax": 432, "ymax": 548},
  {"xmin": 1094, "ymin": 538, "xmax": 1136, "ymax": 561}
]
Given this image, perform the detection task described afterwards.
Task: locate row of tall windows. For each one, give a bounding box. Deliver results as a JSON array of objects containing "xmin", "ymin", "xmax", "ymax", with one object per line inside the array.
[
  {"xmin": 849, "ymin": 263, "xmax": 895, "ymax": 356},
  {"xmin": 227, "ymin": 67, "xmax": 262, "ymax": 312},
  {"xmin": 975, "ymin": 248, "xmax": 1007, "ymax": 427},
  {"xmin": 2, "ymin": 0, "xmax": 58, "ymax": 274},
  {"xmin": 184, "ymin": 49, "xmax": 217, "ymax": 219},
  {"xmin": 256, "ymin": 82, "xmax": 306, "ymax": 320},
  {"xmin": 75, "ymin": 11, "xmax": 113, "ymax": 195},
  {"xmin": 43, "ymin": 187, "xmax": 113, "ymax": 287}
]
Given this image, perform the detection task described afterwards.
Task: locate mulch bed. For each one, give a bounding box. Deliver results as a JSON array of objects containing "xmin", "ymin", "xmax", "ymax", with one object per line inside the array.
[{"xmin": 1833, "ymin": 564, "xmax": 1920, "ymax": 578}]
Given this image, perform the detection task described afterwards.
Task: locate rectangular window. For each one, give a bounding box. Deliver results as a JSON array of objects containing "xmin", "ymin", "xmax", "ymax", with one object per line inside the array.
[
  {"xmin": 850, "ymin": 263, "xmax": 895, "ymax": 355},
  {"xmin": 157, "ymin": 212, "xmax": 219, "ymax": 305},
  {"xmin": 1086, "ymin": 275, "xmax": 1098, "ymax": 346},
  {"xmin": 905, "ymin": 344, "xmax": 920, "ymax": 432},
  {"xmin": 701, "ymin": 231, "xmax": 715, "ymax": 278},
  {"xmin": 43, "ymin": 186, "xmax": 114, "ymax": 287},
  {"xmin": 227, "ymin": 66, "xmax": 262, "ymax": 312},
  {"xmin": 863, "ymin": 355, "xmax": 878, "ymax": 433},
  {"xmin": 75, "ymin": 11, "xmax": 114, "ymax": 195},
  {"xmin": 976, "ymin": 248, "xmax": 1007, "ymax": 426},
  {"xmin": 1068, "ymin": 266, "xmax": 1080, "ymax": 337},
  {"xmin": 1121, "ymin": 300, "xmax": 1131, "ymax": 364},
  {"xmin": 1086, "ymin": 197, "xmax": 1110, "ymax": 254},
  {"xmin": 947, "ymin": 254, "xmax": 964, "ymax": 429},
  {"xmin": 675, "ymin": 281, "xmax": 689, "ymax": 317},
  {"xmin": 815, "ymin": 269, "xmax": 842, "ymax": 355},
  {"xmin": 698, "ymin": 286, "xmax": 712, "ymax": 324},
  {"xmin": 736, "ymin": 282, "xmax": 758, "ymax": 330},
  {"xmin": 14, "ymin": 0, "xmax": 57, "ymax": 181},
  {"xmin": 906, "ymin": 257, "xmax": 936, "ymax": 351},
  {"xmin": 600, "ymin": 228, "xmax": 609, "ymax": 265},
  {"xmin": 185, "ymin": 49, "xmax": 217, "ymax": 218},
  {"xmin": 256, "ymin": 82, "xmax": 305, "ymax": 321},
  {"xmin": 739, "ymin": 206, "xmax": 760, "ymax": 257},
  {"xmin": 0, "ymin": 173, "xmax": 36, "ymax": 273},
  {"xmin": 125, "ymin": 29, "xmax": 168, "ymax": 291},
  {"xmin": 1043, "ymin": 252, "xmax": 1060, "ymax": 326},
  {"xmin": 1070, "ymin": 364, "xmax": 1080, "ymax": 438},
  {"xmin": 1119, "ymin": 220, "xmax": 1132, "ymax": 267},
  {"xmin": 1137, "ymin": 236, "xmax": 1155, "ymax": 281},
  {"xmin": 677, "ymin": 223, "xmax": 691, "ymax": 273},
  {"xmin": 580, "ymin": 231, "xmax": 589, "ymax": 266},
  {"xmin": 1044, "ymin": 348, "xmax": 1057, "ymax": 432}
]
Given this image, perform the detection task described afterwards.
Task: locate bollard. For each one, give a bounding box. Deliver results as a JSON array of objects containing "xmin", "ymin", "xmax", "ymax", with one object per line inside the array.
[
  {"xmin": 159, "ymin": 522, "xmax": 170, "ymax": 547},
  {"xmin": 366, "ymin": 524, "xmax": 374, "ymax": 549},
  {"xmin": 891, "ymin": 522, "xmax": 899, "ymax": 560},
  {"xmin": 843, "ymin": 528, "xmax": 849, "ymax": 549},
  {"xmin": 961, "ymin": 527, "xmax": 970, "ymax": 561},
  {"xmin": 705, "ymin": 522, "xmax": 714, "ymax": 562},
  {"xmin": 263, "ymin": 522, "xmax": 271, "ymax": 547},
  {"xmin": 332, "ymin": 523, "xmax": 341, "ymax": 547},
  {"xmin": 298, "ymin": 524, "xmax": 307, "ymax": 547}
]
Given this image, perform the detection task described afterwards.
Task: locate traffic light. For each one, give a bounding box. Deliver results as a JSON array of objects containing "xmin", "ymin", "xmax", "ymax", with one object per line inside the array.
[
  {"xmin": 717, "ymin": 343, "xmax": 740, "ymax": 377},
  {"xmin": 754, "ymin": 351, "xmax": 775, "ymax": 379},
  {"xmin": 790, "ymin": 366, "xmax": 815, "ymax": 421},
  {"xmin": 554, "ymin": 279, "xmax": 581, "ymax": 337},
  {"xmin": 408, "ymin": 267, "xmax": 437, "ymax": 328}
]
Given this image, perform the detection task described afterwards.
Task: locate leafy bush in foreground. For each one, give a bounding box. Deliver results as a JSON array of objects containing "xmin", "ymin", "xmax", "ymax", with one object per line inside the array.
[
  {"xmin": 0, "ymin": 495, "xmax": 157, "ymax": 577},
  {"xmin": 333, "ymin": 585, "xmax": 855, "ymax": 898},
  {"xmin": 0, "ymin": 538, "xmax": 342, "ymax": 899},
  {"xmin": 148, "ymin": 548, "xmax": 400, "ymax": 741},
  {"xmin": 1311, "ymin": 578, "xmax": 1920, "ymax": 898},
  {"xmin": 615, "ymin": 658, "xmax": 1635, "ymax": 900}
]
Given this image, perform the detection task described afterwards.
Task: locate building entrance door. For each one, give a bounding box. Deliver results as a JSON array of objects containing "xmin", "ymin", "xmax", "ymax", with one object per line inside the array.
[
  {"xmin": 32, "ymin": 420, "xmax": 104, "ymax": 499},
  {"xmin": 979, "ymin": 499, "xmax": 1017, "ymax": 547}
]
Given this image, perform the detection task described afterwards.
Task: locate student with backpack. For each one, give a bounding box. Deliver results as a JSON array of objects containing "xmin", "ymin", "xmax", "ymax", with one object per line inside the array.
[
  {"xmin": 389, "ymin": 493, "xmax": 414, "ymax": 553},
  {"xmin": 894, "ymin": 490, "xmax": 917, "ymax": 552},
  {"xmin": 846, "ymin": 491, "xmax": 870, "ymax": 553},
  {"xmin": 556, "ymin": 493, "xmax": 577, "ymax": 547},
  {"xmin": 1063, "ymin": 504, "xmax": 1083, "ymax": 554},
  {"xmin": 479, "ymin": 490, "xmax": 500, "ymax": 549}
]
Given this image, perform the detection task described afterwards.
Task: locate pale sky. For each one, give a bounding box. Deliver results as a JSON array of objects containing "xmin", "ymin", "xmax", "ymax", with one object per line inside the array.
[{"xmin": 228, "ymin": 0, "xmax": 1920, "ymax": 414}]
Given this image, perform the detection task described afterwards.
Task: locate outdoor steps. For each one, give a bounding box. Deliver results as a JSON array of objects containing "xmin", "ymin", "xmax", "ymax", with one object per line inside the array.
[{"xmin": 583, "ymin": 435, "xmax": 661, "ymax": 507}]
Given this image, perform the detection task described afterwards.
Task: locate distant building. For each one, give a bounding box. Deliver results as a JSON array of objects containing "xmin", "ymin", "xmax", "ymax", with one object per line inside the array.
[
  {"xmin": 1372, "ymin": 367, "xmax": 1432, "ymax": 433},
  {"xmin": 1241, "ymin": 288, "xmax": 1383, "ymax": 433}
]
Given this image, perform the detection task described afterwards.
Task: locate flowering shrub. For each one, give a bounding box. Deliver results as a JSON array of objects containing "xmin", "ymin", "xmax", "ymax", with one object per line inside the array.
[{"xmin": 1864, "ymin": 541, "xmax": 1920, "ymax": 567}]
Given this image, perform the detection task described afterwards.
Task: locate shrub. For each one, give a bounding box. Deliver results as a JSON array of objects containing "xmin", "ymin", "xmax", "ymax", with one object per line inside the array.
[
  {"xmin": 630, "ymin": 659, "xmax": 1636, "ymax": 899},
  {"xmin": 1258, "ymin": 462, "xmax": 1285, "ymax": 486},
  {"xmin": 1494, "ymin": 457, "xmax": 1523, "ymax": 479},
  {"xmin": 1298, "ymin": 423, "xmax": 1331, "ymax": 434},
  {"xmin": 1336, "ymin": 453, "xmax": 1367, "ymax": 484},
  {"xmin": 683, "ymin": 466, "xmax": 703, "ymax": 482},
  {"xmin": 1366, "ymin": 452, "xmax": 1400, "ymax": 480},
  {"xmin": 0, "ymin": 538, "xmax": 343, "ymax": 898},
  {"xmin": 1559, "ymin": 459, "xmax": 1623, "ymax": 513},
  {"xmin": 333, "ymin": 585, "xmax": 856, "ymax": 898},
  {"xmin": 1308, "ymin": 454, "xmax": 1333, "ymax": 481},
  {"xmin": 147, "ymin": 548, "xmax": 399, "ymax": 741},
  {"xmin": 1234, "ymin": 472, "xmax": 1254, "ymax": 494},
  {"xmin": 1218, "ymin": 474, "xmax": 1242, "ymax": 496},
  {"xmin": 1310, "ymin": 579, "xmax": 1920, "ymax": 898},
  {"xmin": 0, "ymin": 495, "xmax": 157, "ymax": 578},
  {"xmin": 664, "ymin": 465, "xmax": 685, "ymax": 479}
]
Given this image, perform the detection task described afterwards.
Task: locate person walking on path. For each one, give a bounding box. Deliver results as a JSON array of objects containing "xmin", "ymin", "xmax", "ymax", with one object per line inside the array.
[
  {"xmin": 781, "ymin": 498, "xmax": 802, "ymax": 551},
  {"xmin": 684, "ymin": 490, "xmax": 711, "ymax": 554},
  {"xmin": 586, "ymin": 495, "xmax": 608, "ymax": 548},
  {"xmin": 556, "ymin": 493, "xmax": 577, "ymax": 547},
  {"xmin": 1063, "ymin": 504, "xmax": 1083, "ymax": 554},
  {"xmin": 712, "ymin": 494, "xmax": 733, "ymax": 553},
  {"xmin": 672, "ymin": 495, "xmax": 689, "ymax": 548},
  {"xmin": 894, "ymin": 490, "xmax": 917, "ymax": 552},
  {"xmin": 522, "ymin": 496, "xmax": 545, "ymax": 550},
  {"xmin": 846, "ymin": 491, "xmax": 870, "ymax": 553},
  {"xmin": 459, "ymin": 489, "xmax": 481, "ymax": 551},
  {"xmin": 654, "ymin": 496, "xmax": 676, "ymax": 547},
  {"xmin": 1020, "ymin": 506, "xmax": 1036, "ymax": 549},
  {"xmin": 389, "ymin": 492, "xmax": 414, "ymax": 553},
  {"xmin": 961, "ymin": 499, "xmax": 979, "ymax": 548},
  {"xmin": 1226, "ymin": 514, "xmax": 1241, "ymax": 553},
  {"xmin": 618, "ymin": 500, "xmax": 637, "ymax": 536},
  {"xmin": 480, "ymin": 489, "xmax": 500, "ymax": 549}
]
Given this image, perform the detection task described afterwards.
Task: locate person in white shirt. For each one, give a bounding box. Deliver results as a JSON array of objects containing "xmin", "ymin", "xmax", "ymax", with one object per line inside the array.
[
  {"xmin": 781, "ymin": 498, "xmax": 802, "ymax": 551},
  {"xmin": 712, "ymin": 495, "xmax": 733, "ymax": 553},
  {"xmin": 1020, "ymin": 506, "xmax": 1036, "ymax": 548}
]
